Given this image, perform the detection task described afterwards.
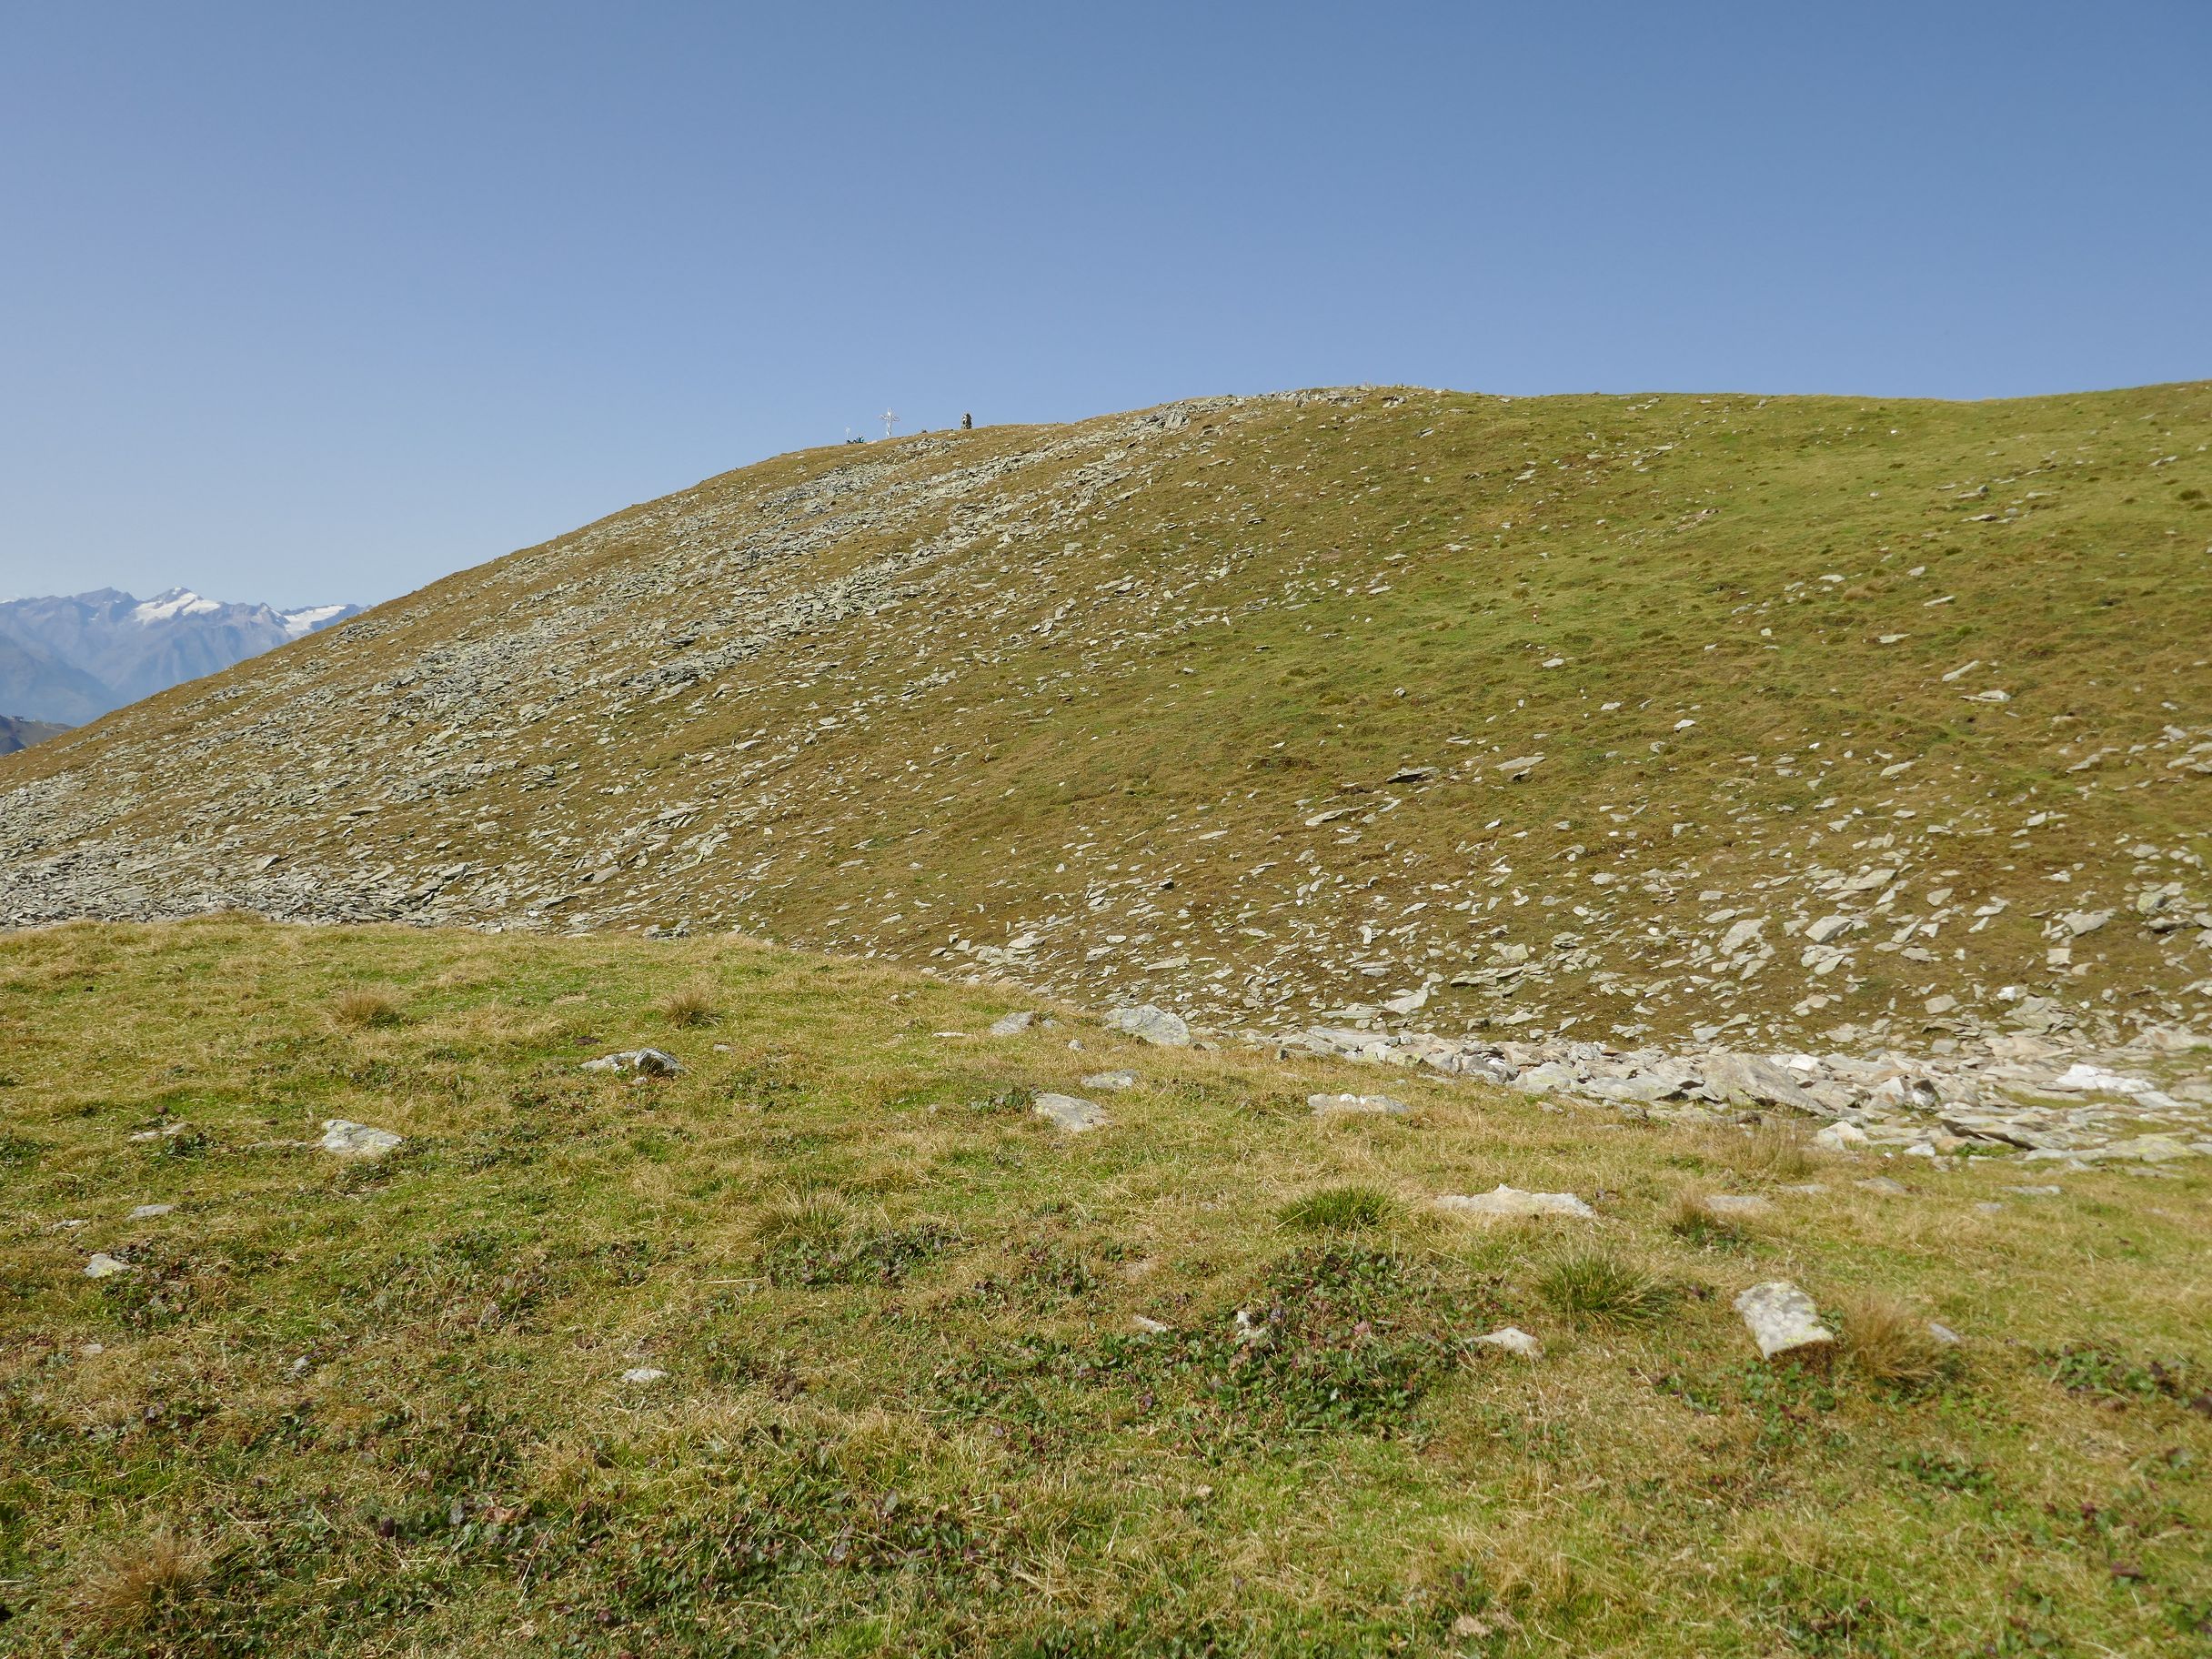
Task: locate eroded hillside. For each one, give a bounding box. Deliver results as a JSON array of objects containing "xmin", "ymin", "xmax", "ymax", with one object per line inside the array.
[{"xmin": 3, "ymin": 384, "xmax": 2210, "ymax": 1051}]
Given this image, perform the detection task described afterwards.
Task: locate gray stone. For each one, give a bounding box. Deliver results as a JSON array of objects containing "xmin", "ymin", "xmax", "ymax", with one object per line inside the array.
[
  {"xmin": 1815, "ymin": 1121, "xmax": 1869, "ymax": 1151},
  {"xmin": 1469, "ymin": 1325, "xmax": 1543, "ymax": 1358},
  {"xmin": 83, "ymin": 1252, "xmax": 134, "ymax": 1278},
  {"xmin": 989, "ymin": 1011, "xmax": 1035, "ymax": 1037},
  {"xmin": 1734, "ymin": 1281, "xmax": 1835, "ymax": 1361},
  {"xmin": 581, "ymin": 1048, "xmax": 683, "ymax": 1077},
  {"xmin": 1855, "ymin": 1177, "xmax": 1910, "ymax": 1195},
  {"xmin": 1513, "ymin": 1061, "xmax": 1580, "ymax": 1095},
  {"xmin": 1081, "ymin": 1069, "xmax": 1139, "ymax": 1091},
  {"xmin": 1308, "ymin": 1091, "xmax": 1409, "ymax": 1117},
  {"xmin": 1434, "ymin": 1184, "xmax": 1594, "ymax": 1222},
  {"xmin": 1033, "ymin": 1091, "xmax": 1108, "ymax": 1132},
  {"xmin": 1702, "ymin": 1052, "xmax": 1825, "ymax": 1113},
  {"xmin": 1104, "ymin": 1005, "xmax": 1191, "ymax": 1047},
  {"xmin": 620, "ymin": 1366, "xmax": 669, "ymax": 1384},
  {"xmin": 127, "ymin": 1202, "xmax": 176, "ymax": 1220},
  {"xmin": 320, "ymin": 1119, "xmax": 402, "ymax": 1160}
]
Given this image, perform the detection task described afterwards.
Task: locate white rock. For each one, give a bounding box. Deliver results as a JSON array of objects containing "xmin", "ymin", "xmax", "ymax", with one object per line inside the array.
[
  {"xmin": 1928, "ymin": 1322, "xmax": 1963, "ymax": 1346},
  {"xmin": 1469, "ymin": 1326, "xmax": 1543, "ymax": 1358},
  {"xmin": 620, "ymin": 1366, "xmax": 668, "ymax": 1384},
  {"xmin": 1434, "ymin": 1184, "xmax": 1594, "ymax": 1222},
  {"xmin": 320, "ymin": 1120, "xmax": 403, "ymax": 1160},
  {"xmin": 1308, "ymin": 1092, "xmax": 1409, "ymax": 1117},
  {"xmin": 1081, "ymin": 1069, "xmax": 1139, "ymax": 1091},
  {"xmin": 84, "ymin": 1252, "xmax": 134, "ymax": 1278},
  {"xmin": 128, "ymin": 1203, "xmax": 176, "ymax": 1219},
  {"xmin": 1805, "ymin": 915, "xmax": 1853, "ymax": 944},
  {"xmin": 1734, "ymin": 1282, "xmax": 1835, "ymax": 1361},
  {"xmin": 988, "ymin": 1011, "xmax": 1035, "ymax": 1037},
  {"xmin": 1033, "ymin": 1092, "xmax": 1108, "ymax": 1132},
  {"xmin": 1815, "ymin": 1121, "xmax": 1869, "ymax": 1151},
  {"xmin": 1104, "ymin": 1005, "xmax": 1191, "ymax": 1047},
  {"xmin": 2046, "ymin": 1062, "xmax": 2150, "ymax": 1095},
  {"xmin": 1130, "ymin": 1314, "xmax": 1170, "ymax": 1335}
]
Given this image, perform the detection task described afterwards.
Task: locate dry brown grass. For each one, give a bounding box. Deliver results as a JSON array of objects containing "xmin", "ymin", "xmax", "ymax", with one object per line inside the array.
[
  {"xmin": 658, "ymin": 983, "xmax": 719, "ymax": 1028},
  {"xmin": 75, "ymin": 1529, "xmax": 210, "ymax": 1629},
  {"xmin": 330, "ymin": 985, "xmax": 405, "ymax": 1030},
  {"xmin": 1719, "ymin": 1120, "xmax": 1819, "ymax": 1183},
  {"xmin": 1839, "ymin": 1292, "xmax": 1959, "ymax": 1392},
  {"xmin": 1666, "ymin": 1191, "xmax": 1743, "ymax": 1245}
]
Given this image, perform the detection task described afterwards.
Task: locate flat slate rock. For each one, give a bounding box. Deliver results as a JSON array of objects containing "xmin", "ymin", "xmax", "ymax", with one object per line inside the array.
[
  {"xmin": 988, "ymin": 1011, "xmax": 1035, "ymax": 1037},
  {"xmin": 1104, "ymin": 1005, "xmax": 1191, "ymax": 1047},
  {"xmin": 1308, "ymin": 1091, "xmax": 1409, "ymax": 1117},
  {"xmin": 1081, "ymin": 1070, "xmax": 1139, "ymax": 1091},
  {"xmin": 1734, "ymin": 1281, "xmax": 1835, "ymax": 1360},
  {"xmin": 320, "ymin": 1120, "xmax": 403, "ymax": 1160},
  {"xmin": 1434, "ymin": 1184, "xmax": 1594, "ymax": 1221},
  {"xmin": 1033, "ymin": 1092, "xmax": 1109, "ymax": 1132}
]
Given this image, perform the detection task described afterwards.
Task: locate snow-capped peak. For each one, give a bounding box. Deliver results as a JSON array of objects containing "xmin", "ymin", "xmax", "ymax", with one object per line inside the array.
[
  {"xmin": 131, "ymin": 588, "xmax": 225, "ymax": 624},
  {"xmin": 278, "ymin": 602, "xmax": 355, "ymax": 639}
]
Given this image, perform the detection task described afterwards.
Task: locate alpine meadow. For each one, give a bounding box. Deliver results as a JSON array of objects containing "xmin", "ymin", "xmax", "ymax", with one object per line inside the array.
[{"xmin": 4, "ymin": 384, "xmax": 2210, "ymax": 1656}]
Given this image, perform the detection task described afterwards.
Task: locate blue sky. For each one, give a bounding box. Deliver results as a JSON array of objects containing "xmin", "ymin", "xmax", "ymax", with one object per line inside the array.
[{"xmin": 3, "ymin": 3, "xmax": 2207, "ymax": 608}]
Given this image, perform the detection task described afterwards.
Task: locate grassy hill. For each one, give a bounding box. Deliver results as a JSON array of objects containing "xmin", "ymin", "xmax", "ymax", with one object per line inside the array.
[
  {"xmin": 2, "ymin": 919, "xmax": 2207, "ymax": 1654},
  {"xmin": 3, "ymin": 384, "xmax": 2210, "ymax": 1051}
]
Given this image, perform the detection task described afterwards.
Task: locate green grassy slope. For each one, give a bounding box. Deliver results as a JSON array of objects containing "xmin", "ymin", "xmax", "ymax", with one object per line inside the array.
[
  {"xmin": 3, "ymin": 385, "xmax": 2209, "ymax": 1049},
  {"xmin": 2, "ymin": 920, "xmax": 2207, "ymax": 1654}
]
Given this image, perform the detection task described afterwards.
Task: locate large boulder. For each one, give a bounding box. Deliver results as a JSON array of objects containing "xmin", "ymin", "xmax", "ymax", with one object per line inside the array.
[{"xmin": 1701, "ymin": 1052, "xmax": 1827, "ymax": 1114}]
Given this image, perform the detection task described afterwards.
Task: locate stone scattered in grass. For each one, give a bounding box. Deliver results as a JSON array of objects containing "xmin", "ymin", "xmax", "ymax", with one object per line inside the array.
[{"xmin": 1734, "ymin": 1281, "xmax": 1836, "ymax": 1362}]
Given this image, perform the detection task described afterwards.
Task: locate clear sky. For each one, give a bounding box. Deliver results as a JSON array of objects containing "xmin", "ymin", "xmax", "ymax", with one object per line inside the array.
[{"xmin": 3, "ymin": 3, "xmax": 2207, "ymax": 608}]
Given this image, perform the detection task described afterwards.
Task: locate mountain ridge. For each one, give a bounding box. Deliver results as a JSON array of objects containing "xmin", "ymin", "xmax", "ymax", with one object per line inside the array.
[
  {"xmin": 0, "ymin": 586, "xmax": 363, "ymax": 724},
  {"xmin": 2, "ymin": 383, "xmax": 2208, "ymax": 1056}
]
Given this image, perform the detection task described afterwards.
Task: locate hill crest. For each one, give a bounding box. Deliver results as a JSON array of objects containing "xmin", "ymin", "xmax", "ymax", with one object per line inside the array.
[{"xmin": 3, "ymin": 383, "xmax": 2209, "ymax": 1059}]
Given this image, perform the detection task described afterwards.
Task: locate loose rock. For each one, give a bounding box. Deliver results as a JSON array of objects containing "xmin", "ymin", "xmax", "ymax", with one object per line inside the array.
[
  {"xmin": 1308, "ymin": 1091, "xmax": 1409, "ymax": 1117},
  {"xmin": 582, "ymin": 1048, "xmax": 683, "ymax": 1077},
  {"xmin": 320, "ymin": 1120, "xmax": 403, "ymax": 1160},
  {"xmin": 1434, "ymin": 1184, "xmax": 1594, "ymax": 1222},
  {"xmin": 1104, "ymin": 1005, "xmax": 1191, "ymax": 1047},
  {"xmin": 1469, "ymin": 1325, "xmax": 1543, "ymax": 1358},
  {"xmin": 1033, "ymin": 1092, "xmax": 1108, "ymax": 1132},
  {"xmin": 1734, "ymin": 1281, "xmax": 1835, "ymax": 1361}
]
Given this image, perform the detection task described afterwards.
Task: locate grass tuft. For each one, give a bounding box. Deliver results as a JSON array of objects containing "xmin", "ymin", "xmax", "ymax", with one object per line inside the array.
[
  {"xmin": 330, "ymin": 986, "xmax": 405, "ymax": 1029},
  {"xmin": 1536, "ymin": 1249, "xmax": 1674, "ymax": 1326},
  {"xmin": 1281, "ymin": 1183, "xmax": 1396, "ymax": 1232},
  {"xmin": 658, "ymin": 983, "xmax": 719, "ymax": 1027},
  {"xmin": 75, "ymin": 1530, "xmax": 210, "ymax": 1630},
  {"xmin": 1667, "ymin": 1191, "xmax": 1743, "ymax": 1247},
  {"xmin": 1723, "ymin": 1121, "xmax": 1818, "ymax": 1182},
  {"xmin": 1840, "ymin": 1293, "xmax": 1960, "ymax": 1393}
]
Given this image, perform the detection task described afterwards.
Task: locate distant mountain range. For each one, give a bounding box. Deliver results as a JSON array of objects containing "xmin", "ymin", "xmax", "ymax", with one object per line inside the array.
[
  {"xmin": 0, "ymin": 588, "xmax": 361, "ymax": 726},
  {"xmin": 0, "ymin": 714, "xmax": 72, "ymax": 755}
]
